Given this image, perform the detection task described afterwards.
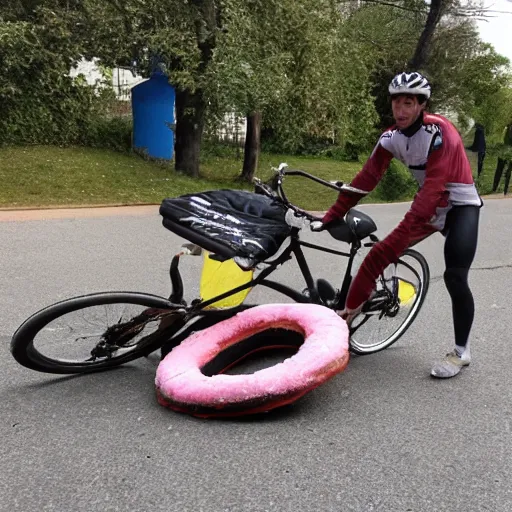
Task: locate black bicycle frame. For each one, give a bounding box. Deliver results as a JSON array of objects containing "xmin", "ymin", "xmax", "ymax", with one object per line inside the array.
[
  {"xmin": 166, "ymin": 166, "xmax": 371, "ymax": 315},
  {"xmin": 168, "ymin": 226, "xmax": 363, "ymax": 314}
]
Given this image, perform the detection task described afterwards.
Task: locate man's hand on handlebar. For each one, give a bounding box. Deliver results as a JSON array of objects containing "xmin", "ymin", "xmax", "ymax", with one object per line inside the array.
[{"xmin": 310, "ymin": 220, "xmax": 325, "ymax": 232}]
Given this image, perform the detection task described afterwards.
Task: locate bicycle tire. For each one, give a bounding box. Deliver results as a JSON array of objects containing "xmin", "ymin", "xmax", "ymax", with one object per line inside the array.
[
  {"xmin": 348, "ymin": 248, "xmax": 430, "ymax": 355},
  {"xmin": 10, "ymin": 292, "xmax": 186, "ymax": 374}
]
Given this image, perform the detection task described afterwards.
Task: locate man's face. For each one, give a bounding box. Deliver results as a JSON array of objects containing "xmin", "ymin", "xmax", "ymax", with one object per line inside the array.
[{"xmin": 391, "ymin": 94, "xmax": 425, "ymax": 130}]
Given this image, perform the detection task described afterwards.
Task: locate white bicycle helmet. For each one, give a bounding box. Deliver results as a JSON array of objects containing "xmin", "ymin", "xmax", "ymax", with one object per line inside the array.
[{"xmin": 389, "ymin": 72, "xmax": 431, "ymax": 101}]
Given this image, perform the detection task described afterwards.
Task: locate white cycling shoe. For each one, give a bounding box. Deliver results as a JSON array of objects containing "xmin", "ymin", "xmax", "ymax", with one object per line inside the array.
[{"xmin": 431, "ymin": 346, "xmax": 471, "ymax": 378}]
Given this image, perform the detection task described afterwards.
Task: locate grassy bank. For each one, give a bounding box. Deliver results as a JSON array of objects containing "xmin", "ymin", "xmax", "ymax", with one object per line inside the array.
[
  {"xmin": 0, "ymin": 145, "xmax": 503, "ymax": 211},
  {"xmin": 468, "ymin": 149, "xmax": 507, "ymax": 196},
  {"xmin": 0, "ymin": 146, "xmax": 362, "ymax": 211}
]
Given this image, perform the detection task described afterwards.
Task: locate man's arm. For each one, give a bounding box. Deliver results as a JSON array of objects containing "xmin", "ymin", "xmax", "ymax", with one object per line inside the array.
[{"xmin": 322, "ymin": 143, "xmax": 393, "ymax": 225}]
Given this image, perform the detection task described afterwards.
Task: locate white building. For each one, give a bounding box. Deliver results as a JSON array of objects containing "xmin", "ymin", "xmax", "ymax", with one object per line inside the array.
[{"xmin": 70, "ymin": 57, "xmax": 146, "ymax": 100}]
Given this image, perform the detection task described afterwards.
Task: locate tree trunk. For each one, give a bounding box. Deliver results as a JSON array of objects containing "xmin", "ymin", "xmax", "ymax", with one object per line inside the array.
[
  {"xmin": 504, "ymin": 161, "xmax": 512, "ymax": 195},
  {"xmin": 408, "ymin": 0, "xmax": 444, "ymax": 70},
  {"xmin": 239, "ymin": 111, "xmax": 262, "ymax": 182},
  {"xmin": 505, "ymin": 123, "xmax": 512, "ymax": 146},
  {"xmin": 174, "ymin": 88, "xmax": 206, "ymax": 178},
  {"xmin": 492, "ymin": 157, "xmax": 506, "ymax": 192},
  {"xmin": 173, "ymin": 0, "xmax": 217, "ymax": 178}
]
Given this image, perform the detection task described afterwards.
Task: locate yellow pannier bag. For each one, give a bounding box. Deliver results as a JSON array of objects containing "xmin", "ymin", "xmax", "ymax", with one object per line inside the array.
[{"xmin": 200, "ymin": 251, "xmax": 254, "ymax": 308}]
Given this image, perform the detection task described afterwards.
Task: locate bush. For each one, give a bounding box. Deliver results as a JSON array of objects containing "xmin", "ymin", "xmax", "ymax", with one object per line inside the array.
[
  {"xmin": 374, "ymin": 160, "xmax": 418, "ymax": 202},
  {"xmin": 326, "ymin": 143, "xmax": 360, "ymax": 162},
  {"xmin": 82, "ymin": 116, "xmax": 133, "ymax": 152},
  {"xmin": 200, "ymin": 137, "xmax": 244, "ymax": 159},
  {"xmin": 260, "ymin": 130, "xmax": 367, "ymax": 162},
  {"xmin": 0, "ymin": 17, "xmax": 132, "ymax": 153},
  {"xmin": 473, "ymin": 88, "xmax": 512, "ymax": 145}
]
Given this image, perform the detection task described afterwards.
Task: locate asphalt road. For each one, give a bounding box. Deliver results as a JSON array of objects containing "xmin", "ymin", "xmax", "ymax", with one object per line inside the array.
[{"xmin": 1, "ymin": 198, "xmax": 511, "ymax": 512}]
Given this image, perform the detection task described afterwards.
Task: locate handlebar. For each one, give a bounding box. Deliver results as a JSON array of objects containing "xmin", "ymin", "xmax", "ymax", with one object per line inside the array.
[
  {"xmin": 270, "ymin": 162, "xmax": 369, "ymax": 195},
  {"xmin": 253, "ymin": 162, "xmax": 369, "ymax": 227}
]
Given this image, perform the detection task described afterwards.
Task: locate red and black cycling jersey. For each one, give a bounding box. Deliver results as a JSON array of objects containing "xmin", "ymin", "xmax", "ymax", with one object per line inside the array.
[
  {"xmin": 322, "ymin": 112, "xmax": 482, "ymax": 310},
  {"xmin": 323, "ymin": 112, "xmax": 481, "ymax": 230}
]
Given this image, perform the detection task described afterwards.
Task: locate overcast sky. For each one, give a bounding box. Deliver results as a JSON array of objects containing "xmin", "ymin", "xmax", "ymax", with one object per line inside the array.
[{"xmin": 476, "ymin": 0, "xmax": 512, "ymax": 61}]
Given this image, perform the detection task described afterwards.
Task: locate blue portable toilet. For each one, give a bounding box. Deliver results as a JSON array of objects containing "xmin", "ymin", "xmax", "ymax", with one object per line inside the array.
[{"xmin": 131, "ymin": 68, "xmax": 175, "ymax": 160}]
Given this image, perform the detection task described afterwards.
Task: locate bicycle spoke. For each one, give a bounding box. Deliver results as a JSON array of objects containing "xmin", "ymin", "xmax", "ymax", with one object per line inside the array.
[
  {"xmin": 34, "ymin": 302, "xmax": 162, "ymax": 363},
  {"xmin": 349, "ymin": 250, "xmax": 428, "ymax": 354}
]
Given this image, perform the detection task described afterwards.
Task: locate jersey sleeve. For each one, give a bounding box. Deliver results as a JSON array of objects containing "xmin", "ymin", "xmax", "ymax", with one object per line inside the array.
[{"xmin": 322, "ymin": 141, "xmax": 393, "ymax": 225}]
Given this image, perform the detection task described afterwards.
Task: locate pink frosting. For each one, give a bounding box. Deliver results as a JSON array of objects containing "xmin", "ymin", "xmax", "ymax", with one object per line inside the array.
[{"xmin": 155, "ymin": 304, "xmax": 349, "ymax": 414}]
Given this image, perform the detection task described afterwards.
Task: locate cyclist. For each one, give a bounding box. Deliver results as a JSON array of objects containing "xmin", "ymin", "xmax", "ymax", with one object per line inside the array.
[{"xmin": 316, "ymin": 71, "xmax": 482, "ymax": 379}]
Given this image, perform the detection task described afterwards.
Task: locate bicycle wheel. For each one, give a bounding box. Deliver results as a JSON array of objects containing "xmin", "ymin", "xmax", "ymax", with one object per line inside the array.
[
  {"xmin": 348, "ymin": 249, "xmax": 430, "ymax": 355},
  {"xmin": 10, "ymin": 292, "xmax": 186, "ymax": 374}
]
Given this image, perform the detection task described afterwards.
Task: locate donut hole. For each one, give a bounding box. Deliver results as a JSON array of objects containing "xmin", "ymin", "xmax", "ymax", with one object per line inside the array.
[{"xmin": 201, "ymin": 328, "xmax": 304, "ymax": 377}]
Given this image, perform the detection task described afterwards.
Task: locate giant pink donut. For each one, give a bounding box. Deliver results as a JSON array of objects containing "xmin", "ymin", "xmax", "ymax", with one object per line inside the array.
[{"xmin": 155, "ymin": 303, "xmax": 349, "ymax": 418}]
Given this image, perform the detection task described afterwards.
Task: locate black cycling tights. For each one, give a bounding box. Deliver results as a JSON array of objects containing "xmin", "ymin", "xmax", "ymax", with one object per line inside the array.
[{"xmin": 442, "ymin": 205, "xmax": 480, "ymax": 348}]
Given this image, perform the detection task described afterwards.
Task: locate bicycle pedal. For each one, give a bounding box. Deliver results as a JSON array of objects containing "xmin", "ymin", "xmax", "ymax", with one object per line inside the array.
[
  {"xmin": 362, "ymin": 292, "xmax": 388, "ymax": 313},
  {"xmin": 316, "ymin": 278, "xmax": 337, "ymax": 302}
]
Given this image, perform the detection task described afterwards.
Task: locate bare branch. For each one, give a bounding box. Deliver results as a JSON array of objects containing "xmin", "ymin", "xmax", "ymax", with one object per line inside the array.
[
  {"xmin": 339, "ymin": 0, "xmax": 512, "ymax": 18},
  {"xmin": 357, "ymin": 0, "xmax": 427, "ymax": 13}
]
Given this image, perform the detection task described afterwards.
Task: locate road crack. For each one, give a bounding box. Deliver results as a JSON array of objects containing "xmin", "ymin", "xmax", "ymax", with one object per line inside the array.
[{"xmin": 430, "ymin": 263, "xmax": 512, "ymax": 283}]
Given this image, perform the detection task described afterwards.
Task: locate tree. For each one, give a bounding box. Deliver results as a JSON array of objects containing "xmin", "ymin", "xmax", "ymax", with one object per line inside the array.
[
  {"xmin": 82, "ymin": 0, "xmax": 356, "ymax": 180},
  {"xmin": 205, "ymin": 0, "xmax": 379, "ymax": 181},
  {"xmin": 473, "ymin": 87, "xmax": 512, "ymax": 144},
  {"xmin": 173, "ymin": 0, "xmax": 219, "ymax": 177},
  {"xmin": 74, "ymin": 0, "xmax": 222, "ymax": 177},
  {"xmin": 342, "ymin": 2, "xmax": 423, "ymax": 127},
  {"xmin": 205, "ymin": 0, "xmax": 294, "ymax": 181},
  {"xmin": 241, "ymin": 112, "xmax": 262, "ymax": 182},
  {"xmin": 250, "ymin": 1, "xmax": 378, "ymax": 163},
  {"xmin": 408, "ymin": 0, "xmax": 445, "ymax": 70},
  {"xmin": 342, "ymin": 1, "xmax": 510, "ymax": 128},
  {"xmin": 0, "ymin": 4, "xmax": 113, "ymax": 145},
  {"xmin": 3, "ymin": 0, "xmax": 508, "ymax": 177}
]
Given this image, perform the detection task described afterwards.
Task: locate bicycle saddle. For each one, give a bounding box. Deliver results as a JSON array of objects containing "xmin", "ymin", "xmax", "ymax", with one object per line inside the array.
[{"xmin": 326, "ymin": 208, "xmax": 377, "ymax": 243}]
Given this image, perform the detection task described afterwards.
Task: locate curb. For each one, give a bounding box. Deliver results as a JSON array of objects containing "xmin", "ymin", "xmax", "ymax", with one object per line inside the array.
[
  {"xmin": 0, "ymin": 202, "xmax": 160, "ymax": 212},
  {"xmin": 1, "ymin": 194, "xmax": 510, "ymax": 222},
  {"xmin": 0, "ymin": 204, "xmax": 161, "ymax": 222}
]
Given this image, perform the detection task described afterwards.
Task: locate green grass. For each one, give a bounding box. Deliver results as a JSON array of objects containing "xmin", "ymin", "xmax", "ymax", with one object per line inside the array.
[
  {"xmin": 0, "ymin": 146, "xmax": 362, "ymax": 211},
  {"xmin": 0, "ymin": 146, "xmax": 235, "ymax": 209},
  {"xmin": 0, "ymin": 144, "xmax": 502, "ymax": 211},
  {"xmin": 468, "ymin": 149, "xmax": 509, "ymax": 196},
  {"xmin": 462, "ymin": 129, "xmax": 508, "ymax": 196}
]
